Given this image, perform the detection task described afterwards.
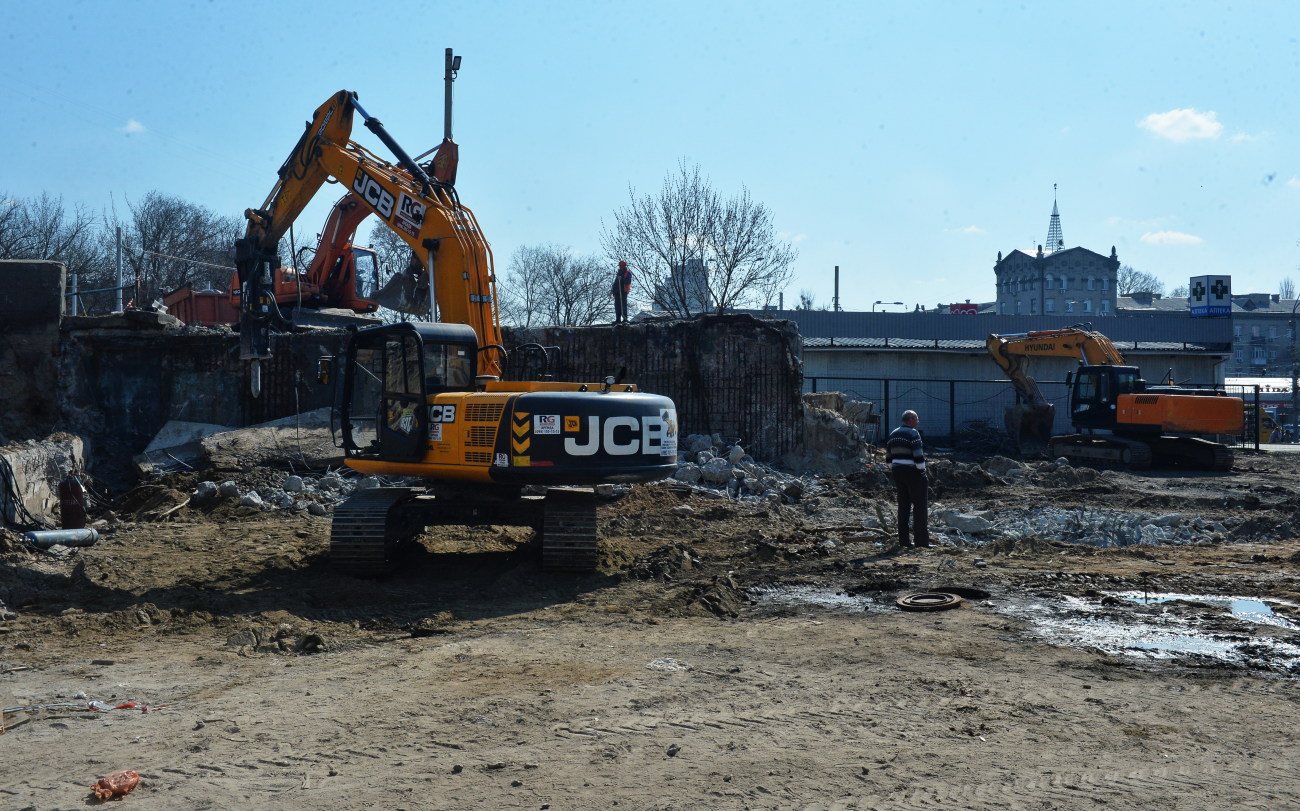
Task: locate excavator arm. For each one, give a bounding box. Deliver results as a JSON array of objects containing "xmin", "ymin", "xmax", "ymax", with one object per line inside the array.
[
  {"xmin": 985, "ymin": 326, "xmax": 1125, "ymax": 452},
  {"xmin": 235, "ymin": 90, "xmax": 498, "ymax": 377}
]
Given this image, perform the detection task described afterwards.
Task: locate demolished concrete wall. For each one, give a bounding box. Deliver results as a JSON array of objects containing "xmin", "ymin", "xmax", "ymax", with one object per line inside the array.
[
  {"xmin": 3, "ymin": 264, "xmax": 807, "ymax": 481},
  {"xmin": 57, "ymin": 321, "xmax": 343, "ymax": 485},
  {"xmin": 0, "ymin": 434, "xmax": 84, "ymax": 527},
  {"xmin": 505, "ymin": 314, "xmax": 805, "ymax": 461},
  {"xmin": 0, "ymin": 261, "xmax": 65, "ymax": 442}
]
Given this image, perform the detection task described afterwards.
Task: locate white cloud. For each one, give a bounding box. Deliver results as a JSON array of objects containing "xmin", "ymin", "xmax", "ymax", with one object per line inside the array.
[
  {"xmin": 779, "ymin": 232, "xmax": 808, "ymax": 243},
  {"xmin": 1137, "ymin": 108, "xmax": 1223, "ymax": 142},
  {"xmin": 118, "ymin": 119, "xmax": 146, "ymax": 135},
  {"xmin": 944, "ymin": 225, "xmax": 984, "ymax": 234},
  {"xmin": 1140, "ymin": 230, "xmax": 1204, "ymax": 246},
  {"xmin": 1287, "ymin": 177, "xmax": 1300, "ymax": 189},
  {"xmin": 1229, "ymin": 132, "xmax": 1256, "ymax": 142}
]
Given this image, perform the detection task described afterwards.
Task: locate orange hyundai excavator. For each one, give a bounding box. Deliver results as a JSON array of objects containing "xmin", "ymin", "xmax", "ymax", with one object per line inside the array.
[
  {"xmin": 235, "ymin": 52, "xmax": 678, "ymax": 575},
  {"xmin": 986, "ymin": 326, "xmax": 1244, "ymax": 470},
  {"xmin": 227, "ymin": 192, "xmax": 389, "ymax": 317}
]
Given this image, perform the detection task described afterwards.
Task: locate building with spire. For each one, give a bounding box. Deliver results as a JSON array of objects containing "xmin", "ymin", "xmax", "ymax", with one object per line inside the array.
[{"xmin": 993, "ymin": 191, "xmax": 1119, "ymax": 316}]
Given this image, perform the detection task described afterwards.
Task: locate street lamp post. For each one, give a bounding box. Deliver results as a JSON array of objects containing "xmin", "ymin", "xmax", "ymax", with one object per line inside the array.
[
  {"xmin": 1291, "ymin": 299, "xmax": 1299, "ymax": 443},
  {"xmin": 873, "ymin": 300, "xmax": 904, "ymax": 312}
]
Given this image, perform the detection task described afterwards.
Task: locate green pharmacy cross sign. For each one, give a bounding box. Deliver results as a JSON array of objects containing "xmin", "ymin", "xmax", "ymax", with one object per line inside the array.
[{"xmin": 1189, "ymin": 275, "xmax": 1231, "ymax": 317}]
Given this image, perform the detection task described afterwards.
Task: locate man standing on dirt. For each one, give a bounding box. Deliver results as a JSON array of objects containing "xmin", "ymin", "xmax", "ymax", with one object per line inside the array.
[{"xmin": 886, "ymin": 410, "xmax": 929, "ymax": 548}]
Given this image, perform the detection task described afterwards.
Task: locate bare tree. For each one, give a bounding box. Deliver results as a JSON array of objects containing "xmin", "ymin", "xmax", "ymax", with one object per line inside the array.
[
  {"xmin": 600, "ymin": 161, "xmax": 796, "ymax": 317},
  {"xmin": 0, "ymin": 192, "xmax": 99, "ymax": 267},
  {"xmin": 1169, "ymin": 284, "xmax": 1189, "ymax": 297},
  {"xmin": 1280, "ymin": 276, "xmax": 1296, "ymax": 300},
  {"xmin": 105, "ymin": 192, "xmax": 242, "ymax": 305},
  {"xmin": 1117, "ymin": 264, "xmax": 1167, "ymax": 296},
  {"xmin": 497, "ymin": 244, "xmax": 612, "ymax": 327},
  {"xmin": 793, "ymin": 289, "xmax": 821, "ymax": 311}
]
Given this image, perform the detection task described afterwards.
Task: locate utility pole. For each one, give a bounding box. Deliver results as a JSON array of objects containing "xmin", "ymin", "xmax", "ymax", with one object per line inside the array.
[
  {"xmin": 833, "ymin": 266, "xmax": 840, "ymax": 311},
  {"xmin": 1291, "ymin": 300, "xmax": 1299, "ymax": 442},
  {"xmin": 115, "ymin": 226, "xmax": 123, "ymax": 312}
]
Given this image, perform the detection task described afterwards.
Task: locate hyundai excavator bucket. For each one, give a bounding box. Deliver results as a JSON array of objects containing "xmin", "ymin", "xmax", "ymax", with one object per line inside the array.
[
  {"xmin": 371, "ymin": 269, "xmax": 431, "ymax": 316},
  {"xmin": 1005, "ymin": 402, "xmax": 1055, "ymax": 458}
]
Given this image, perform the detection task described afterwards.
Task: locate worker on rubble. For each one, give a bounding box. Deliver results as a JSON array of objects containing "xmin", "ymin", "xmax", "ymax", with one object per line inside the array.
[
  {"xmin": 612, "ymin": 261, "xmax": 632, "ymax": 323},
  {"xmin": 886, "ymin": 409, "xmax": 930, "ymax": 548}
]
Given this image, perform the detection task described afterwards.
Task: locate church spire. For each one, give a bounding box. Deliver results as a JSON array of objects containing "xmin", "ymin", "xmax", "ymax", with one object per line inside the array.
[{"xmin": 1045, "ymin": 184, "xmax": 1064, "ymax": 253}]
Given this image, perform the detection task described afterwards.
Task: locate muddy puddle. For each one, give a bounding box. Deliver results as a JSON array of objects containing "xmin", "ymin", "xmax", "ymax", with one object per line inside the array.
[
  {"xmin": 997, "ymin": 591, "xmax": 1300, "ymax": 676},
  {"xmin": 750, "ymin": 585, "xmax": 1300, "ymax": 677}
]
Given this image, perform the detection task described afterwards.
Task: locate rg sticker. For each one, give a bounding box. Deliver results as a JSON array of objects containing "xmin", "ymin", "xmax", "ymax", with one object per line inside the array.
[
  {"xmin": 534, "ymin": 414, "xmax": 560, "ymax": 435},
  {"xmin": 394, "ymin": 192, "xmax": 425, "ymax": 237}
]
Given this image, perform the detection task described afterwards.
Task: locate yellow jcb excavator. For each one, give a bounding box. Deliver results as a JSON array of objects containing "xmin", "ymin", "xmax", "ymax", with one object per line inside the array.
[
  {"xmin": 986, "ymin": 326, "xmax": 1244, "ymax": 470},
  {"xmin": 236, "ymin": 52, "xmax": 678, "ymax": 574}
]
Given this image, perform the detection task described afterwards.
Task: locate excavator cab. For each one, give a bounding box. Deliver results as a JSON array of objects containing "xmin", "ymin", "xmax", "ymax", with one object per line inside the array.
[
  {"xmin": 1069, "ymin": 365, "xmax": 1144, "ymax": 431},
  {"xmin": 351, "ymin": 247, "xmax": 380, "ymax": 306},
  {"xmin": 338, "ymin": 322, "xmax": 478, "ymax": 462}
]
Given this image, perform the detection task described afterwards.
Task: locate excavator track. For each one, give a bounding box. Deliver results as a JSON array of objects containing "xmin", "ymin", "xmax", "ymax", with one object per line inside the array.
[
  {"xmin": 1048, "ymin": 435, "xmax": 1153, "ymax": 469},
  {"xmin": 1150, "ymin": 436, "xmax": 1234, "ymax": 471},
  {"xmin": 542, "ymin": 488, "xmax": 599, "ymax": 571},
  {"xmin": 328, "ymin": 487, "xmax": 416, "ymax": 577}
]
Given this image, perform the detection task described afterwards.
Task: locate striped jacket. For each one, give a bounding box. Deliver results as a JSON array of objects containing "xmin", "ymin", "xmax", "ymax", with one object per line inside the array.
[{"xmin": 885, "ymin": 424, "xmax": 925, "ymax": 470}]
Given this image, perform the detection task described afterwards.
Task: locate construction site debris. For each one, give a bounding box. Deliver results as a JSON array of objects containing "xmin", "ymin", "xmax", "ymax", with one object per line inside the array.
[
  {"xmin": 90, "ymin": 769, "xmax": 140, "ymax": 801},
  {"xmin": 22, "ymin": 528, "xmax": 99, "ymax": 549}
]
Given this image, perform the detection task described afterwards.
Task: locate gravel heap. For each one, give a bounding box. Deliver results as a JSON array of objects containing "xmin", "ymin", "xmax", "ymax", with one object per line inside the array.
[{"xmin": 667, "ymin": 433, "xmax": 819, "ymax": 503}]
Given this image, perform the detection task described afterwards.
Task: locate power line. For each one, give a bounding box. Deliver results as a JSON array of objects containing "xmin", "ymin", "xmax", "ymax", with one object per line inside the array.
[{"xmin": 133, "ymin": 247, "xmax": 234, "ymax": 272}]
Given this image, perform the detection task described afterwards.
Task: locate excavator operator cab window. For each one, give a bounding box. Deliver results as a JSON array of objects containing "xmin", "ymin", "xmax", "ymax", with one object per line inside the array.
[
  {"xmin": 1114, "ymin": 369, "xmax": 1142, "ymax": 395},
  {"xmin": 1071, "ymin": 368, "xmax": 1106, "ymax": 424},
  {"xmin": 422, "ymin": 342, "xmax": 476, "ymax": 393},
  {"xmin": 353, "ymin": 247, "xmax": 380, "ymax": 303}
]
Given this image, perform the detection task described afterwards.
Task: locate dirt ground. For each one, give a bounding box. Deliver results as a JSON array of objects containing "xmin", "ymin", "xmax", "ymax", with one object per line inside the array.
[{"xmin": 3, "ymin": 448, "xmax": 1300, "ymax": 810}]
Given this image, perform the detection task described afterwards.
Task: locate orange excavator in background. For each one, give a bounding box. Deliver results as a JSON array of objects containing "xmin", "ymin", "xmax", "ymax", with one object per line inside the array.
[
  {"xmin": 165, "ymin": 192, "xmax": 391, "ymax": 327},
  {"xmin": 227, "ymin": 191, "xmax": 389, "ymax": 317},
  {"xmin": 235, "ymin": 51, "xmax": 679, "ymax": 575},
  {"xmin": 987, "ymin": 325, "xmax": 1244, "ymax": 470}
]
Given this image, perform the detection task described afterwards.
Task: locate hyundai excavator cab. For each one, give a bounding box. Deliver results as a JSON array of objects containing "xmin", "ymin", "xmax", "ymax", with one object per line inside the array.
[
  {"xmin": 988, "ymin": 327, "xmax": 1244, "ymax": 470},
  {"xmin": 236, "ymin": 54, "xmax": 679, "ymax": 574}
]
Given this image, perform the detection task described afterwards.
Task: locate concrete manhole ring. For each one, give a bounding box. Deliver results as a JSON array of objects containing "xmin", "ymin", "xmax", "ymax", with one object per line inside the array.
[{"xmin": 895, "ymin": 592, "xmax": 964, "ymax": 612}]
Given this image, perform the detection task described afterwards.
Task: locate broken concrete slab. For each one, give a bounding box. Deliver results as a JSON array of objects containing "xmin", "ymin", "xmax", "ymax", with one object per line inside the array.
[
  {"xmin": 0, "ymin": 434, "xmax": 84, "ymax": 528},
  {"xmin": 133, "ymin": 420, "xmax": 234, "ymax": 477},
  {"xmin": 61, "ymin": 310, "xmax": 183, "ymax": 331},
  {"xmin": 198, "ymin": 408, "xmax": 344, "ymax": 472}
]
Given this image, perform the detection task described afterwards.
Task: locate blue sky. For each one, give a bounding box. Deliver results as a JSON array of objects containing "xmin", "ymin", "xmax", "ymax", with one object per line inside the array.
[{"xmin": 4, "ymin": 0, "xmax": 1299, "ymax": 311}]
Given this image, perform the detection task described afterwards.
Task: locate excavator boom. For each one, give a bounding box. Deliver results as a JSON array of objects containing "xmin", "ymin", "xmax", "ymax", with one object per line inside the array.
[{"xmin": 235, "ymin": 90, "xmax": 502, "ymax": 375}]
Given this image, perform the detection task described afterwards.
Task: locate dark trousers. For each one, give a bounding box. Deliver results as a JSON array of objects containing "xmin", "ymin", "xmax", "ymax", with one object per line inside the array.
[
  {"xmin": 613, "ymin": 287, "xmax": 628, "ymax": 322},
  {"xmin": 891, "ymin": 466, "xmax": 929, "ymax": 547}
]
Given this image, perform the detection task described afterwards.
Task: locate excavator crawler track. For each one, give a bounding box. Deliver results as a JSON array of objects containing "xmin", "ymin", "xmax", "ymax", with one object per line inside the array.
[
  {"xmin": 1048, "ymin": 435, "xmax": 1153, "ymax": 469},
  {"xmin": 542, "ymin": 488, "xmax": 598, "ymax": 571},
  {"xmin": 329, "ymin": 487, "xmax": 416, "ymax": 577}
]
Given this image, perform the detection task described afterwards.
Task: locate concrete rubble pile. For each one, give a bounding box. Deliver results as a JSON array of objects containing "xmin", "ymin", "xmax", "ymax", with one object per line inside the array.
[
  {"xmin": 0, "ymin": 435, "xmax": 85, "ymax": 527},
  {"xmin": 190, "ymin": 471, "xmax": 383, "ymax": 516},
  {"xmin": 668, "ymin": 433, "xmax": 818, "ymax": 503},
  {"xmin": 930, "ymin": 504, "xmax": 1244, "ymax": 548}
]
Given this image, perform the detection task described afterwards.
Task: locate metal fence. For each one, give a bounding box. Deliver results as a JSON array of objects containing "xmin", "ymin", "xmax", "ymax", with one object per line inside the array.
[{"xmin": 809, "ymin": 376, "xmax": 1272, "ymax": 450}]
